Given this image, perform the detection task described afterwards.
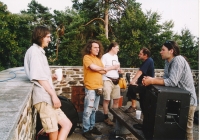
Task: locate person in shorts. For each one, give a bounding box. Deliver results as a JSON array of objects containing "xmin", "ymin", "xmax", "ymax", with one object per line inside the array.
[
  {"xmin": 101, "ymin": 42, "xmax": 123, "ymax": 126},
  {"xmin": 24, "ymin": 26, "xmax": 72, "ymax": 140}
]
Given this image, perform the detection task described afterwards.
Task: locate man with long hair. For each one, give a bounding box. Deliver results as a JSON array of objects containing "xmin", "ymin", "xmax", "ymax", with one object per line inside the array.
[
  {"xmin": 24, "ymin": 26, "xmax": 72, "ymax": 140},
  {"xmin": 142, "ymin": 41, "xmax": 197, "ymax": 140},
  {"xmin": 82, "ymin": 40, "xmax": 106, "ymax": 140}
]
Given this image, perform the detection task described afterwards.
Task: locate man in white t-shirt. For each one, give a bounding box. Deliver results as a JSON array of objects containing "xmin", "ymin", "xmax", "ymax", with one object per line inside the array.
[{"xmin": 101, "ymin": 42, "xmax": 123, "ymax": 126}]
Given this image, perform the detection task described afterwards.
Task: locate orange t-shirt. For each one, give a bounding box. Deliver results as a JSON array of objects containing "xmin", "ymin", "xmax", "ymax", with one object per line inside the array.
[{"xmin": 83, "ymin": 55, "xmax": 104, "ymax": 90}]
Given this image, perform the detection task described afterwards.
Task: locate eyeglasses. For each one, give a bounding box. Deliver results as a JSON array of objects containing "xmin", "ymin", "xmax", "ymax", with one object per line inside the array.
[{"xmin": 165, "ymin": 40, "xmax": 172, "ymax": 44}]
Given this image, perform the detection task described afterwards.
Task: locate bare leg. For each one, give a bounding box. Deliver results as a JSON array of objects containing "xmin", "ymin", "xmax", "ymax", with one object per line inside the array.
[
  {"xmin": 49, "ymin": 131, "xmax": 58, "ymax": 140},
  {"xmin": 131, "ymin": 99, "xmax": 137, "ymax": 108},
  {"xmin": 113, "ymin": 98, "xmax": 119, "ymax": 108},
  {"xmin": 57, "ymin": 117, "xmax": 72, "ymax": 140},
  {"xmin": 103, "ymin": 100, "xmax": 110, "ymax": 114}
]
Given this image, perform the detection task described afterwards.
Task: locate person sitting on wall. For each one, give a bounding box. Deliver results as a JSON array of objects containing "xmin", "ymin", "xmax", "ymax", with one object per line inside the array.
[{"xmin": 125, "ymin": 47, "xmax": 154, "ymax": 113}]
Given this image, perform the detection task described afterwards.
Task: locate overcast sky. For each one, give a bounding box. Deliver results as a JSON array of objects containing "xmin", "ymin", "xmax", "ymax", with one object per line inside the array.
[{"xmin": 0, "ymin": 0, "xmax": 199, "ymax": 37}]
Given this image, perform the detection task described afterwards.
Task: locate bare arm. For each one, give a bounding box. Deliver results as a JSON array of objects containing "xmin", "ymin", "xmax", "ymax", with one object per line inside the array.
[
  {"xmin": 104, "ymin": 65, "xmax": 119, "ymax": 71},
  {"xmin": 89, "ymin": 64, "xmax": 106, "ymax": 74},
  {"xmin": 38, "ymin": 80, "xmax": 61, "ymax": 108},
  {"xmin": 142, "ymin": 76, "xmax": 164, "ymax": 86},
  {"xmin": 130, "ymin": 70, "xmax": 142, "ymax": 85}
]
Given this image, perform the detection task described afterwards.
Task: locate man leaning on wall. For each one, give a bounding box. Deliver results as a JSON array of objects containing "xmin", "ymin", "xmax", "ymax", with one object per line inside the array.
[{"xmin": 24, "ymin": 25, "xmax": 72, "ymax": 140}]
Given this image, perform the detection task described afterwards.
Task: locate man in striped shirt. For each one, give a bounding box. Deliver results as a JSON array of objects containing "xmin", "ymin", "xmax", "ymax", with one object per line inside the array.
[{"xmin": 142, "ymin": 41, "xmax": 197, "ymax": 140}]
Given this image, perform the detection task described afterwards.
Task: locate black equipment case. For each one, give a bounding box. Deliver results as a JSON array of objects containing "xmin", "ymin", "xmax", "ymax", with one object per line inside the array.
[{"xmin": 143, "ymin": 85, "xmax": 191, "ymax": 140}]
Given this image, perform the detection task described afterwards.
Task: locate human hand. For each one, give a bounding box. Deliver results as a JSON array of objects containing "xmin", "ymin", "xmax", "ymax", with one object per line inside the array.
[
  {"xmin": 52, "ymin": 95, "xmax": 61, "ymax": 109},
  {"xmin": 113, "ymin": 64, "xmax": 120, "ymax": 70},
  {"xmin": 130, "ymin": 80, "xmax": 138, "ymax": 86},
  {"xmin": 52, "ymin": 73, "xmax": 57, "ymax": 81},
  {"xmin": 118, "ymin": 69, "xmax": 124, "ymax": 74},
  {"xmin": 142, "ymin": 76, "xmax": 153, "ymax": 86}
]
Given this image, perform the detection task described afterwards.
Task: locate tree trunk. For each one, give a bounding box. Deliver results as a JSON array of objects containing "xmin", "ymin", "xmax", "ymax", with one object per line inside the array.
[{"xmin": 105, "ymin": 0, "xmax": 109, "ymax": 39}]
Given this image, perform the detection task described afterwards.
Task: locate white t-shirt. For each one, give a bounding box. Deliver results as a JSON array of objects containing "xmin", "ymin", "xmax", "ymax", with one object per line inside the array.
[{"xmin": 101, "ymin": 53, "xmax": 119, "ymax": 80}]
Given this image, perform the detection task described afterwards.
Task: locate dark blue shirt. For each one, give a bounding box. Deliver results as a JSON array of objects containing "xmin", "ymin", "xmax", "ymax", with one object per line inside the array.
[{"xmin": 137, "ymin": 57, "xmax": 154, "ymax": 84}]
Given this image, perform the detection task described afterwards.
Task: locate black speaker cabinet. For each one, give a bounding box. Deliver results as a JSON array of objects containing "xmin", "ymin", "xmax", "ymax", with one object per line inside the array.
[{"xmin": 143, "ymin": 85, "xmax": 191, "ymax": 140}]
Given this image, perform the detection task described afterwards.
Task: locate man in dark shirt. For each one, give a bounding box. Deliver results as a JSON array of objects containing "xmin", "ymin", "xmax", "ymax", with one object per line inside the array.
[{"xmin": 125, "ymin": 47, "xmax": 154, "ymax": 113}]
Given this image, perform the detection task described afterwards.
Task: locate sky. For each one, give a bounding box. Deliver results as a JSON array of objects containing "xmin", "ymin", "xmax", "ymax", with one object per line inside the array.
[
  {"xmin": 137, "ymin": 0, "xmax": 199, "ymax": 37},
  {"xmin": 0, "ymin": 0, "xmax": 199, "ymax": 37}
]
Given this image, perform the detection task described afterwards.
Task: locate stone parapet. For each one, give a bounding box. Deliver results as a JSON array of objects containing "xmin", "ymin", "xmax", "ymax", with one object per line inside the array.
[
  {"xmin": 50, "ymin": 66, "xmax": 199, "ymax": 99},
  {"xmin": 0, "ymin": 66, "xmax": 198, "ymax": 140},
  {"xmin": 0, "ymin": 67, "xmax": 37, "ymax": 140}
]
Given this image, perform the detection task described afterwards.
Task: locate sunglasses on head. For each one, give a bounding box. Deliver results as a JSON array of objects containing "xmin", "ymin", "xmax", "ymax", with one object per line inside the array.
[{"xmin": 165, "ymin": 40, "xmax": 172, "ymax": 44}]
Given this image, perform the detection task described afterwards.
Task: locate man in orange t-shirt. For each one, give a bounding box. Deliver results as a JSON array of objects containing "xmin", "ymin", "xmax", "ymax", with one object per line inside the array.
[{"xmin": 82, "ymin": 40, "xmax": 106, "ymax": 140}]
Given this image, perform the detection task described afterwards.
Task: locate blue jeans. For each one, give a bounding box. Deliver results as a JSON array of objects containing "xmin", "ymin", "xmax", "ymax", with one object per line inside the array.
[{"xmin": 82, "ymin": 88, "xmax": 100, "ymax": 132}]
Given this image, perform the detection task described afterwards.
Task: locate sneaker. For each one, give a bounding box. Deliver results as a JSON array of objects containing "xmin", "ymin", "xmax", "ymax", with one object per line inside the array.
[
  {"xmin": 125, "ymin": 106, "xmax": 137, "ymax": 113},
  {"xmin": 90, "ymin": 127, "xmax": 102, "ymax": 135},
  {"xmin": 104, "ymin": 118, "xmax": 114, "ymax": 126},
  {"xmin": 82, "ymin": 131, "xmax": 95, "ymax": 140}
]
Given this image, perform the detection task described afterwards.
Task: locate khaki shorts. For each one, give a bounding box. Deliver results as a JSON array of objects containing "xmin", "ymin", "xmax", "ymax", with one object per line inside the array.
[
  {"xmin": 34, "ymin": 102, "xmax": 67, "ymax": 133},
  {"xmin": 103, "ymin": 80, "xmax": 120, "ymax": 100}
]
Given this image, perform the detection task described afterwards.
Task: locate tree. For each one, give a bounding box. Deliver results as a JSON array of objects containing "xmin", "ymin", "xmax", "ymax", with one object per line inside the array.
[
  {"xmin": 51, "ymin": 9, "xmax": 86, "ymax": 66},
  {"xmin": 0, "ymin": 0, "xmax": 198, "ymax": 70},
  {"xmin": 177, "ymin": 29, "xmax": 199, "ymax": 70},
  {"xmin": 0, "ymin": 2, "xmax": 32, "ymax": 70}
]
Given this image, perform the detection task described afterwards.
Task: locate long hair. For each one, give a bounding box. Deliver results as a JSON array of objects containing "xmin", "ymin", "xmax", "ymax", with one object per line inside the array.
[
  {"xmin": 82, "ymin": 40, "xmax": 104, "ymax": 58},
  {"xmin": 163, "ymin": 41, "xmax": 180, "ymax": 56},
  {"xmin": 31, "ymin": 26, "xmax": 50, "ymax": 46},
  {"xmin": 106, "ymin": 42, "xmax": 118, "ymax": 53}
]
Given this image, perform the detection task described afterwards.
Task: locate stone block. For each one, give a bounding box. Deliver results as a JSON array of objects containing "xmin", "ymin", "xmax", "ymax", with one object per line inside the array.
[
  {"xmin": 62, "ymin": 87, "xmax": 71, "ymax": 92},
  {"xmin": 68, "ymin": 81, "xmax": 78, "ymax": 85},
  {"xmin": 71, "ymin": 75, "xmax": 79, "ymax": 77},
  {"xmin": 74, "ymin": 78, "xmax": 83, "ymax": 81},
  {"xmin": 66, "ymin": 71, "xmax": 74, "ymax": 75},
  {"xmin": 76, "ymin": 71, "xmax": 83, "ymax": 74}
]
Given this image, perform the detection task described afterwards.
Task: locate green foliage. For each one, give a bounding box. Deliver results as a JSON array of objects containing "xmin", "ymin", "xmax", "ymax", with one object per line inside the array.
[
  {"xmin": 176, "ymin": 29, "xmax": 199, "ymax": 70},
  {"xmin": 0, "ymin": 0, "xmax": 198, "ymax": 70},
  {"xmin": 0, "ymin": 2, "xmax": 32, "ymax": 69}
]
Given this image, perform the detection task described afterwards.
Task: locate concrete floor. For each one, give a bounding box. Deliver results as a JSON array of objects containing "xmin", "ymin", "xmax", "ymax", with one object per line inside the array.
[
  {"xmin": 67, "ymin": 102, "xmax": 199, "ymax": 140},
  {"xmin": 67, "ymin": 103, "xmax": 137, "ymax": 140}
]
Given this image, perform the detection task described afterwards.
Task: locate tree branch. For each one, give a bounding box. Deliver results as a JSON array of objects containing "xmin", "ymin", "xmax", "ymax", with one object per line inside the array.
[{"xmin": 82, "ymin": 18, "xmax": 105, "ymax": 26}]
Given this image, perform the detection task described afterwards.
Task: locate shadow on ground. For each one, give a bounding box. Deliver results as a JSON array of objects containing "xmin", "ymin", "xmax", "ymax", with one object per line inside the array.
[{"xmin": 67, "ymin": 102, "xmax": 199, "ymax": 140}]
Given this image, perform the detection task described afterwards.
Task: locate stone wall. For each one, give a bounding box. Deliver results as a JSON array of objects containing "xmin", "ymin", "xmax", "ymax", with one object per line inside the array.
[
  {"xmin": 1, "ymin": 66, "xmax": 198, "ymax": 140},
  {"xmin": 50, "ymin": 66, "xmax": 199, "ymax": 99},
  {"xmin": 11, "ymin": 95, "xmax": 37, "ymax": 140},
  {"xmin": 0, "ymin": 67, "xmax": 37, "ymax": 140}
]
